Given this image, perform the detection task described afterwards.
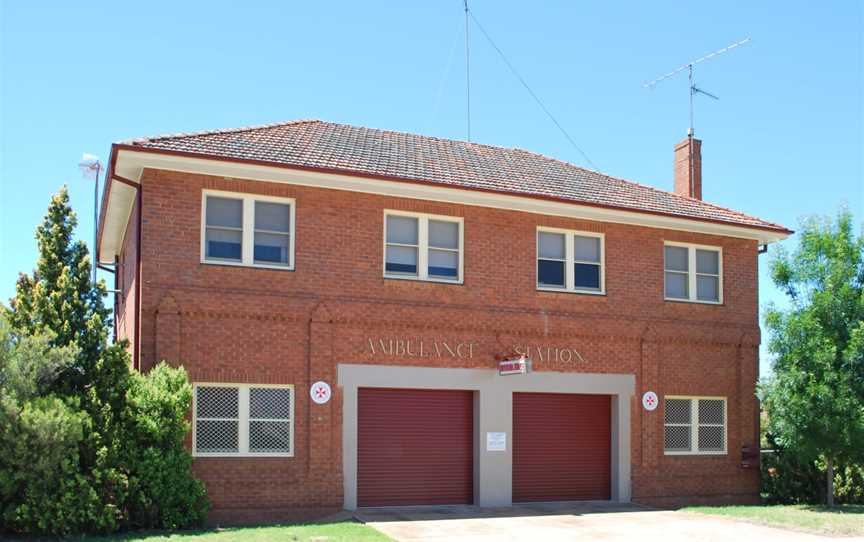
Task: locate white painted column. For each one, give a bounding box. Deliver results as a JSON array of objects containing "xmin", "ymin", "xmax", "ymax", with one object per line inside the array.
[
  {"xmin": 475, "ymin": 387, "xmax": 512, "ymax": 507},
  {"xmin": 611, "ymin": 393, "xmax": 632, "ymax": 502},
  {"xmin": 342, "ymin": 385, "xmax": 358, "ymax": 510}
]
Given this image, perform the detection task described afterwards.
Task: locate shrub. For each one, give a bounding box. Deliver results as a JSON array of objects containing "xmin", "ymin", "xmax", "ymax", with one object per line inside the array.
[
  {"xmin": 0, "ymin": 356, "xmax": 209, "ymax": 534},
  {"xmin": 762, "ymin": 436, "xmax": 864, "ymax": 505},
  {"xmin": 120, "ymin": 363, "xmax": 208, "ymax": 529},
  {"xmin": 0, "ymin": 328, "xmax": 123, "ymax": 535},
  {"xmin": 761, "ymin": 439, "xmax": 824, "ymax": 504},
  {"xmin": 834, "ymin": 464, "xmax": 864, "ymax": 504}
]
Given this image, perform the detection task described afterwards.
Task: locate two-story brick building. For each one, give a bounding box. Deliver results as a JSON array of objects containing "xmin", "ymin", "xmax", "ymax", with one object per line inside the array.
[{"xmin": 96, "ymin": 120, "xmax": 790, "ymax": 523}]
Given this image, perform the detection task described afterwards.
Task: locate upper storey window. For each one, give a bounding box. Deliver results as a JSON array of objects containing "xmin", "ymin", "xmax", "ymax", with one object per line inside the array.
[
  {"xmin": 202, "ymin": 190, "xmax": 295, "ymax": 270},
  {"xmin": 384, "ymin": 211, "xmax": 463, "ymax": 283},
  {"xmin": 664, "ymin": 242, "xmax": 722, "ymax": 303},
  {"xmin": 537, "ymin": 228, "xmax": 604, "ymax": 294}
]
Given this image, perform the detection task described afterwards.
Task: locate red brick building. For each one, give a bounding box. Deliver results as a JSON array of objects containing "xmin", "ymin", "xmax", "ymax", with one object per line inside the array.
[{"xmin": 96, "ymin": 121, "xmax": 790, "ymax": 523}]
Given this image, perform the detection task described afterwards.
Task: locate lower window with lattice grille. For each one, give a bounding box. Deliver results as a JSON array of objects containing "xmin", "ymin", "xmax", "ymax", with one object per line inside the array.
[
  {"xmin": 193, "ymin": 384, "xmax": 294, "ymax": 457},
  {"xmin": 663, "ymin": 396, "xmax": 726, "ymax": 455}
]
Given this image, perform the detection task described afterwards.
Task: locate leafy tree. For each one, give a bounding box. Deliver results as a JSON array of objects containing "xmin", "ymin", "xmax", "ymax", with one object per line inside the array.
[{"xmin": 763, "ymin": 208, "xmax": 864, "ymax": 506}]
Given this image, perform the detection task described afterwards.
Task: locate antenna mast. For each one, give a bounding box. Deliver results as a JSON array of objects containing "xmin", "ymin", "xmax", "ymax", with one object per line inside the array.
[
  {"xmin": 464, "ymin": 0, "xmax": 471, "ymax": 141},
  {"xmin": 644, "ymin": 37, "xmax": 750, "ymax": 136}
]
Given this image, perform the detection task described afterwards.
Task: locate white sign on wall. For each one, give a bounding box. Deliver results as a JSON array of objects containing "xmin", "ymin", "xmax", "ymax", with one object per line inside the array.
[
  {"xmin": 642, "ymin": 391, "xmax": 658, "ymax": 411},
  {"xmin": 310, "ymin": 381, "xmax": 332, "ymax": 405},
  {"xmin": 486, "ymin": 432, "xmax": 506, "ymax": 451}
]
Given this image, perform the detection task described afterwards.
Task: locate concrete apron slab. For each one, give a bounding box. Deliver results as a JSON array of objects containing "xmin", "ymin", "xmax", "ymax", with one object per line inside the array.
[
  {"xmin": 355, "ymin": 501, "xmax": 638, "ymax": 522},
  {"xmin": 356, "ymin": 502, "xmax": 857, "ymax": 542}
]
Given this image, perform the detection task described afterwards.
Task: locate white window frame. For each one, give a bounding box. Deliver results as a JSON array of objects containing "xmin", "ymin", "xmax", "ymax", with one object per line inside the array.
[
  {"xmin": 663, "ymin": 241, "xmax": 723, "ymax": 304},
  {"xmin": 536, "ymin": 227, "xmax": 605, "ymax": 295},
  {"xmin": 664, "ymin": 395, "xmax": 727, "ymax": 456},
  {"xmin": 192, "ymin": 383, "xmax": 295, "ymax": 458},
  {"xmin": 383, "ymin": 210, "xmax": 464, "ymax": 284},
  {"xmin": 201, "ymin": 189, "xmax": 296, "ymax": 270}
]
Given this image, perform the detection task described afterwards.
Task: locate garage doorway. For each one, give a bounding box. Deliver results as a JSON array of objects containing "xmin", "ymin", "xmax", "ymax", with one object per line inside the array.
[
  {"xmin": 357, "ymin": 388, "xmax": 474, "ymax": 506},
  {"xmin": 512, "ymin": 392, "xmax": 611, "ymax": 502}
]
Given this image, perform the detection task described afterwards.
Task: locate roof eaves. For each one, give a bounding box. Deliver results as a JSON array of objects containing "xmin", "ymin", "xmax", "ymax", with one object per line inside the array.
[
  {"xmin": 109, "ymin": 143, "xmax": 793, "ymax": 236},
  {"xmin": 510, "ymin": 146, "xmax": 788, "ymax": 232}
]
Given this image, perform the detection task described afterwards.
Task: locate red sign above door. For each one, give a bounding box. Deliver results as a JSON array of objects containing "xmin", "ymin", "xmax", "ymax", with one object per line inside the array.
[{"xmin": 499, "ymin": 356, "xmax": 531, "ymax": 376}]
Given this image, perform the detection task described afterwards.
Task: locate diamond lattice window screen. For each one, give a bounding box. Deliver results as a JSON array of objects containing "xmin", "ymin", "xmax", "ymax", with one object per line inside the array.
[
  {"xmin": 249, "ymin": 388, "xmax": 292, "ymax": 454},
  {"xmin": 664, "ymin": 398, "xmax": 692, "ymax": 452},
  {"xmin": 665, "ymin": 397, "xmax": 727, "ymax": 454},
  {"xmin": 194, "ymin": 384, "xmax": 293, "ymax": 456},
  {"xmin": 195, "ymin": 386, "xmax": 240, "ymax": 453},
  {"xmin": 698, "ymin": 399, "xmax": 726, "ymax": 452}
]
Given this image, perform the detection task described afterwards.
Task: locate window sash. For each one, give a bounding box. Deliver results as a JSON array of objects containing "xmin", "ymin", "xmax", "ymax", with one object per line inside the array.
[
  {"xmin": 536, "ymin": 228, "xmax": 604, "ymax": 294},
  {"xmin": 664, "ymin": 270, "xmax": 689, "ymax": 300},
  {"xmin": 202, "ymin": 191, "xmax": 295, "ymax": 270},
  {"xmin": 384, "ymin": 212, "xmax": 462, "ymax": 282},
  {"xmin": 538, "ymin": 258, "xmax": 566, "ymax": 288},
  {"xmin": 193, "ymin": 384, "xmax": 294, "ymax": 457},
  {"xmin": 663, "ymin": 243, "xmax": 722, "ymax": 303},
  {"xmin": 205, "ymin": 225, "xmax": 244, "ymax": 262},
  {"xmin": 385, "ymin": 244, "xmax": 419, "ymax": 276},
  {"xmin": 253, "ymin": 230, "xmax": 291, "ymax": 266},
  {"xmin": 664, "ymin": 397, "xmax": 727, "ymax": 455}
]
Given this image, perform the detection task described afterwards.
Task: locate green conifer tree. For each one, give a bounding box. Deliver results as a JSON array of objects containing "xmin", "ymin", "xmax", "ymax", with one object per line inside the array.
[{"xmin": 7, "ymin": 186, "xmax": 113, "ymax": 396}]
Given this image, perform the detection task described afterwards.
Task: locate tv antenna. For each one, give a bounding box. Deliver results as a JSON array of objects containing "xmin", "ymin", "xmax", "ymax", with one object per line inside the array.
[{"xmin": 643, "ymin": 37, "xmax": 751, "ymax": 136}]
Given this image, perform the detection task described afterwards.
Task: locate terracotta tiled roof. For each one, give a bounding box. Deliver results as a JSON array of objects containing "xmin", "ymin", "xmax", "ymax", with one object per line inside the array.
[{"xmin": 122, "ymin": 120, "xmax": 789, "ymax": 233}]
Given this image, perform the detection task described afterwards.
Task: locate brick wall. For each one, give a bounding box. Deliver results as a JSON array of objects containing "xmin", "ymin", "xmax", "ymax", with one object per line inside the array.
[
  {"xmin": 122, "ymin": 167, "xmax": 762, "ymax": 521},
  {"xmin": 115, "ymin": 195, "xmax": 138, "ymax": 362}
]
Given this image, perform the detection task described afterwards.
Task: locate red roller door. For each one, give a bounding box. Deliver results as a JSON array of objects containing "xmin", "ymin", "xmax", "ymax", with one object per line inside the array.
[
  {"xmin": 513, "ymin": 392, "xmax": 611, "ymax": 502},
  {"xmin": 358, "ymin": 388, "xmax": 474, "ymax": 507}
]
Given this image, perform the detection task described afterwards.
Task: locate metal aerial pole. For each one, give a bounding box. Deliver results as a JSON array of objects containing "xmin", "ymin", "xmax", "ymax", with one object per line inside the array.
[
  {"xmin": 79, "ymin": 154, "xmax": 103, "ymax": 286},
  {"xmin": 92, "ymin": 161, "xmax": 101, "ymax": 285},
  {"xmin": 464, "ymin": 0, "xmax": 471, "ymax": 141}
]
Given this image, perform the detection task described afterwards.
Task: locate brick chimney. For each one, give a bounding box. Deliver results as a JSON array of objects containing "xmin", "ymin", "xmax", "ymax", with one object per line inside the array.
[{"xmin": 674, "ymin": 136, "xmax": 702, "ymax": 199}]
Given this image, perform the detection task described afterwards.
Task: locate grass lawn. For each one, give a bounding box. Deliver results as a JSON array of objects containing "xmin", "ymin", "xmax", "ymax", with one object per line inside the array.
[
  {"xmin": 683, "ymin": 504, "xmax": 864, "ymax": 536},
  {"xmin": 9, "ymin": 521, "xmax": 392, "ymax": 542}
]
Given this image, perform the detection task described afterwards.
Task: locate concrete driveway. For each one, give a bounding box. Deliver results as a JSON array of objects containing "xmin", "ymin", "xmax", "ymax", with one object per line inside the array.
[{"xmin": 355, "ymin": 502, "xmax": 862, "ymax": 541}]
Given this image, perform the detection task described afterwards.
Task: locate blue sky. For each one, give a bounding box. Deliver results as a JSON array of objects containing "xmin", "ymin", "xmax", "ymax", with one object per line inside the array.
[{"xmin": 1, "ymin": 1, "xmax": 861, "ymax": 374}]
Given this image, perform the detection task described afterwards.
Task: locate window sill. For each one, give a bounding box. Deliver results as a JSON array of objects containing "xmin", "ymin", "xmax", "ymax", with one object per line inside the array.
[
  {"xmin": 384, "ymin": 274, "xmax": 463, "ymax": 286},
  {"xmin": 537, "ymin": 286, "xmax": 606, "ymax": 296},
  {"xmin": 193, "ymin": 453, "xmax": 295, "ymax": 458},
  {"xmin": 664, "ymin": 297, "xmax": 723, "ymax": 306},
  {"xmin": 664, "ymin": 451, "xmax": 727, "ymax": 456},
  {"xmin": 201, "ymin": 259, "xmax": 295, "ymax": 272}
]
